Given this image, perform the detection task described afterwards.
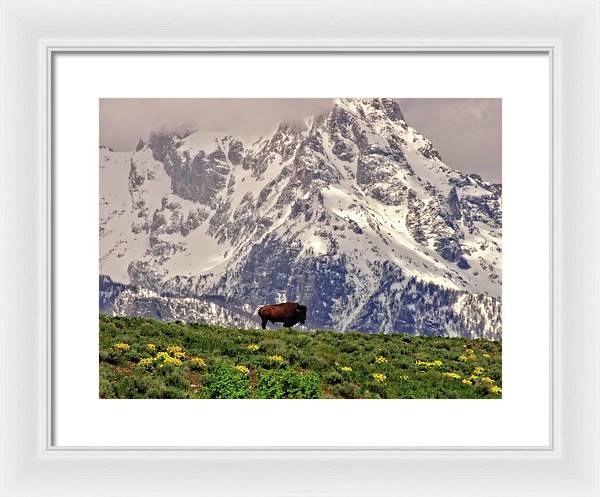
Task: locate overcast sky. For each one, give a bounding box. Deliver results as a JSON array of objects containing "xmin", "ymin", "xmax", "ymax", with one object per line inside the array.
[{"xmin": 100, "ymin": 98, "xmax": 501, "ymax": 182}]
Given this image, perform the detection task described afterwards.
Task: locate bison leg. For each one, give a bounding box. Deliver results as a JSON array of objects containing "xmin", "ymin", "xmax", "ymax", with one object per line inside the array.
[
  {"xmin": 261, "ymin": 318, "xmax": 268, "ymax": 330},
  {"xmin": 283, "ymin": 319, "xmax": 297, "ymax": 328}
]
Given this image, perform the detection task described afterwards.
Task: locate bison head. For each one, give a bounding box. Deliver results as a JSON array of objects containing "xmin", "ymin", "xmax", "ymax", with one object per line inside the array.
[{"xmin": 295, "ymin": 303, "xmax": 307, "ymax": 324}]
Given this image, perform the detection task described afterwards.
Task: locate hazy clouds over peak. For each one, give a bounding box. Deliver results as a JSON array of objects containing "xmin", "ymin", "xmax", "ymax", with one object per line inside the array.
[
  {"xmin": 396, "ymin": 98, "xmax": 501, "ymax": 183},
  {"xmin": 100, "ymin": 98, "xmax": 501, "ymax": 182}
]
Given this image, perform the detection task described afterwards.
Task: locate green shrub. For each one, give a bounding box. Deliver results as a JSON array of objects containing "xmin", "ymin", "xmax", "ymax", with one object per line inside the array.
[
  {"xmin": 255, "ymin": 369, "xmax": 320, "ymax": 399},
  {"xmin": 333, "ymin": 382, "xmax": 357, "ymax": 398},
  {"xmin": 324, "ymin": 371, "xmax": 344, "ymax": 385},
  {"xmin": 201, "ymin": 363, "xmax": 250, "ymax": 399}
]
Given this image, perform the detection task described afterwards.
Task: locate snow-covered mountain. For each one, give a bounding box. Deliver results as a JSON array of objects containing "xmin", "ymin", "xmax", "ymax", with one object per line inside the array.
[{"xmin": 100, "ymin": 98, "xmax": 502, "ymax": 339}]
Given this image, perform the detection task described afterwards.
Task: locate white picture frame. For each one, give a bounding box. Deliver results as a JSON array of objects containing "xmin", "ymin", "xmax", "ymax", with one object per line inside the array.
[{"xmin": 1, "ymin": 0, "xmax": 598, "ymax": 495}]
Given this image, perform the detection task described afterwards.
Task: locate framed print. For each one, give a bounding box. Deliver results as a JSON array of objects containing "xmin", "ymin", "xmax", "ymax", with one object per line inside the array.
[
  {"xmin": 1, "ymin": 1, "xmax": 599, "ymax": 496},
  {"xmin": 53, "ymin": 52, "xmax": 549, "ymax": 448}
]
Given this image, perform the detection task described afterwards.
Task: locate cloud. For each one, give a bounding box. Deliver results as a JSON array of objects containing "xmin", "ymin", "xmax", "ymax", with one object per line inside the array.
[
  {"xmin": 100, "ymin": 98, "xmax": 501, "ymax": 182},
  {"xmin": 396, "ymin": 98, "xmax": 502, "ymax": 182}
]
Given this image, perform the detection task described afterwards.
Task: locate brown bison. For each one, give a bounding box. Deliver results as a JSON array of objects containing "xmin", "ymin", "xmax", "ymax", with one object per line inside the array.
[{"xmin": 257, "ymin": 302, "xmax": 307, "ymax": 329}]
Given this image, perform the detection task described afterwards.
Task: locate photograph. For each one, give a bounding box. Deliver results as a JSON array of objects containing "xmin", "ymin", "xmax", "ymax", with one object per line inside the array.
[{"xmin": 99, "ymin": 97, "xmax": 502, "ymax": 399}]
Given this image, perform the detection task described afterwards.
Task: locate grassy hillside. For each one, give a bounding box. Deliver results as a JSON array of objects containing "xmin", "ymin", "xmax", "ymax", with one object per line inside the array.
[{"xmin": 99, "ymin": 315, "xmax": 502, "ymax": 399}]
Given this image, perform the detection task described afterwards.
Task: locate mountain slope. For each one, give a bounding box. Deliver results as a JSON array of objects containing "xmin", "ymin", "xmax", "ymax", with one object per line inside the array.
[{"xmin": 99, "ymin": 98, "xmax": 502, "ymax": 339}]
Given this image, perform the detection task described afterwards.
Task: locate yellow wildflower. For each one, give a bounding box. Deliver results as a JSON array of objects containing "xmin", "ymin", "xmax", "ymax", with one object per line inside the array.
[
  {"xmin": 473, "ymin": 366, "xmax": 485, "ymax": 375},
  {"xmin": 189, "ymin": 356, "xmax": 206, "ymax": 368},
  {"xmin": 234, "ymin": 365, "xmax": 249, "ymax": 374},
  {"xmin": 462, "ymin": 378, "xmax": 473, "ymax": 386},
  {"xmin": 400, "ymin": 375, "xmax": 409, "ymax": 381},
  {"xmin": 339, "ymin": 366, "xmax": 353, "ymax": 373},
  {"xmin": 442, "ymin": 372, "xmax": 462, "ymax": 380},
  {"xmin": 483, "ymin": 353, "xmax": 491, "ymax": 359},
  {"xmin": 459, "ymin": 348, "xmax": 476, "ymax": 362},
  {"xmin": 155, "ymin": 351, "xmax": 182, "ymax": 367},
  {"xmin": 415, "ymin": 359, "xmax": 443, "ymax": 367},
  {"xmin": 481, "ymin": 376, "xmax": 495, "ymax": 385},
  {"xmin": 146, "ymin": 343, "xmax": 156, "ymax": 351},
  {"xmin": 160, "ymin": 356, "xmax": 182, "ymax": 367},
  {"xmin": 137, "ymin": 357, "xmax": 154, "ymax": 368},
  {"xmin": 246, "ymin": 344, "xmax": 260, "ymax": 351},
  {"xmin": 372, "ymin": 372, "xmax": 387, "ymax": 383},
  {"xmin": 166, "ymin": 345, "xmax": 186, "ymax": 359},
  {"xmin": 490, "ymin": 386, "xmax": 502, "ymax": 395},
  {"xmin": 374, "ymin": 355, "xmax": 388, "ymax": 364},
  {"xmin": 113, "ymin": 342, "xmax": 129, "ymax": 351},
  {"xmin": 269, "ymin": 354, "xmax": 284, "ymax": 363}
]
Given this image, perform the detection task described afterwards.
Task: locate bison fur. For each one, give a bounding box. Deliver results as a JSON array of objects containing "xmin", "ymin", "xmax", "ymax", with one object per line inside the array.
[{"xmin": 257, "ymin": 302, "xmax": 307, "ymax": 329}]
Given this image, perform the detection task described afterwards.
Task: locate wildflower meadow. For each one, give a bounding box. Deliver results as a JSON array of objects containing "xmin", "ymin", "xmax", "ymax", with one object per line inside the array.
[{"xmin": 99, "ymin": 315, "xmax": 502, "ymax": 399}]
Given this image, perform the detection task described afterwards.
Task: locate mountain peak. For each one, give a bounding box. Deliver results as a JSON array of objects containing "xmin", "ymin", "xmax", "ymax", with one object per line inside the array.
[
  {"xmin": 334, "ymin": 98, "xmax": 405, "ymax": 123},
  {"xmin": 275, "ymin": 121, "xmax": 307, "ymax": 135}
]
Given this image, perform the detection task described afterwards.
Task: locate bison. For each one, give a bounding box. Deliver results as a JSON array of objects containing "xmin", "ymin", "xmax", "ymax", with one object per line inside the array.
[{"xmin": 257, "ymin": 302, "xmax": 307, "ymax": 329}]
